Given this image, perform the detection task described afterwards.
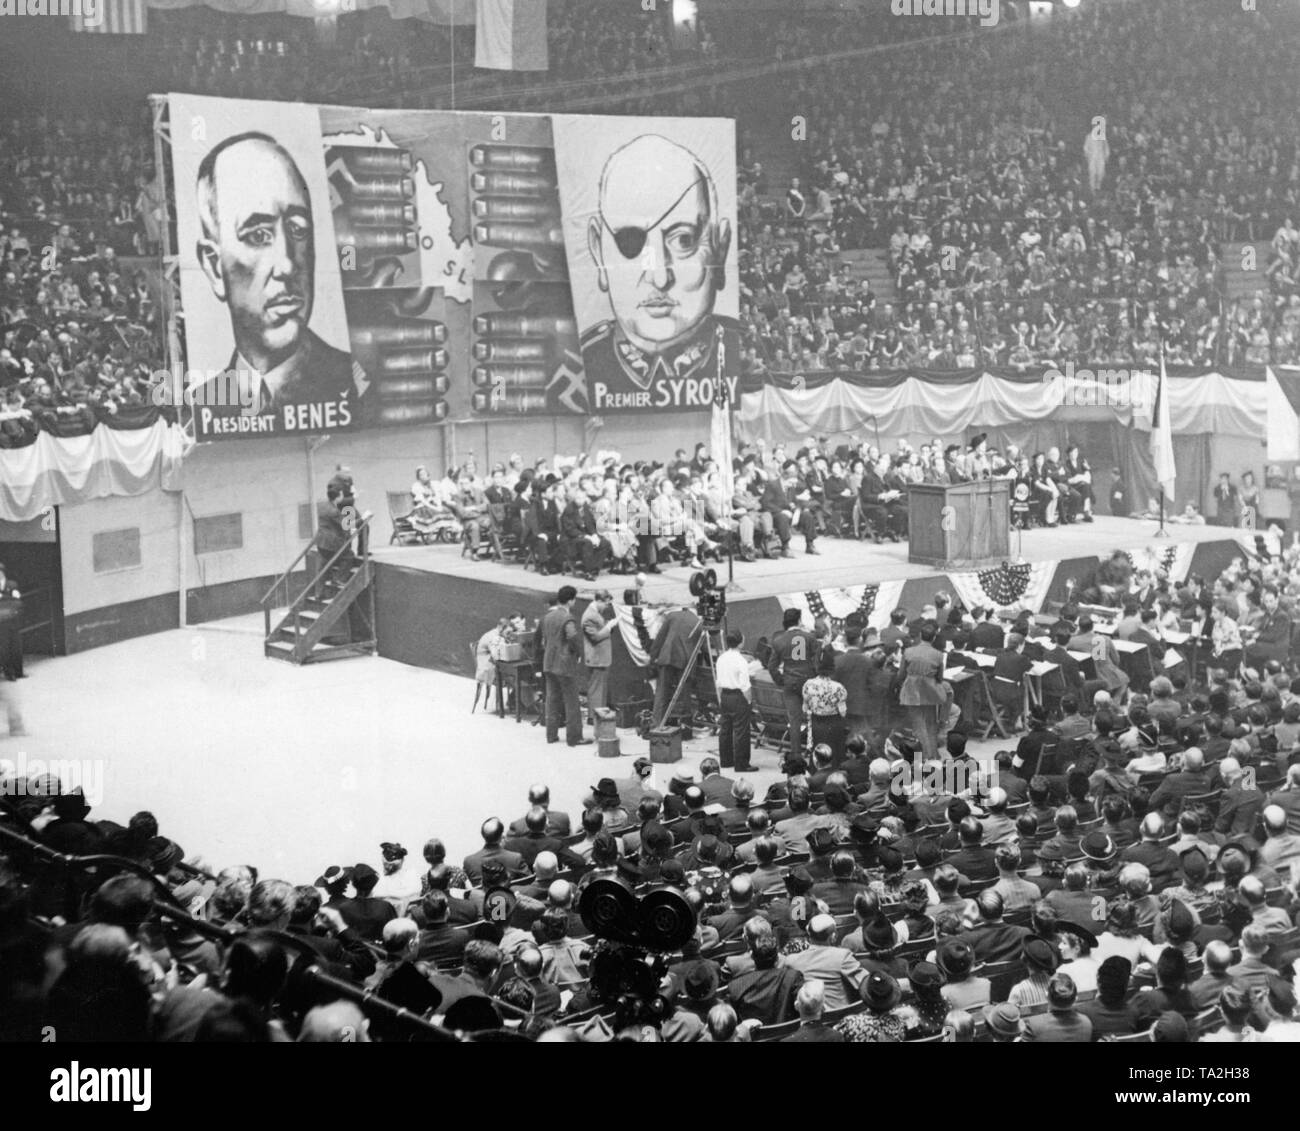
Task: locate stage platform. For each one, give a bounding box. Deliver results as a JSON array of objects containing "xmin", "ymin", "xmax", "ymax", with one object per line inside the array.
[{"xmin": 370, "ymin": 516, "xmax": 1245, "ymax": 685}]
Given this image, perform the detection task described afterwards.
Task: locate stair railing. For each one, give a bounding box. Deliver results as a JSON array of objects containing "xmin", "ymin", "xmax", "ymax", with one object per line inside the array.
[{"xmin": 261, "ymin": 514, "xmax": 374, "ymax": 645}]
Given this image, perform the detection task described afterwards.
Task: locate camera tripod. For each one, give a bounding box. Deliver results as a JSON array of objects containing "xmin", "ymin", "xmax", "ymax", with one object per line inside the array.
[{"xmin": 657, "ymin": 617, "xmax": 727, "ymax": 734}]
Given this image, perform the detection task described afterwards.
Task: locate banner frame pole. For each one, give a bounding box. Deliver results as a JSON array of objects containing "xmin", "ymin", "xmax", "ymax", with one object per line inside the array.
[{"xmin": 150, "ymin": 94, "xmax": 192, "ymax": 628}]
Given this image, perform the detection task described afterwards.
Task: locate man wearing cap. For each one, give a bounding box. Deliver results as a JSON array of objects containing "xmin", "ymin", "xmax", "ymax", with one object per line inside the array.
[
  {"xmin": 1020, "ymin": 973, "xmax": 1092, "ymax": 1042},
  {"xmin": 581, "ymin": 589, "xmax": 615, "ymax": 724},
  {"xmin": 541, "ymin": 585, "xmax": 591, "ymax": 746}
]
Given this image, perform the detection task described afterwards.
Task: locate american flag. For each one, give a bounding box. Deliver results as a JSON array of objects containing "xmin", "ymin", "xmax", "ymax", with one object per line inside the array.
[{"xmin": 71, "ymin": 0, "xmax": 147, "ymax": 35}]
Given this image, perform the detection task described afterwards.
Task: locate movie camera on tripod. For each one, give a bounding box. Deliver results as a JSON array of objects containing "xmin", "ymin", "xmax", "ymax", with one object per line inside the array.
[{"xmin": 689, "ymin": 567, "xmax": 726, "ymax": 628}]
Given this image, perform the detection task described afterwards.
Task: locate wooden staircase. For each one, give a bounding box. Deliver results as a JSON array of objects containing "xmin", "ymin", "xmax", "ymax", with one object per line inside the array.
[{"xmin": 262, "ymin": 515, "xmax": 377, "ymax": 665}]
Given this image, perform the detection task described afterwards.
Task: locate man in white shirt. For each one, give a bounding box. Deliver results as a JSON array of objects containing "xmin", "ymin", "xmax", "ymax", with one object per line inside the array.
[{"xmin": 716, "ymin": 629, "xmax": 757, "ymax": 772}]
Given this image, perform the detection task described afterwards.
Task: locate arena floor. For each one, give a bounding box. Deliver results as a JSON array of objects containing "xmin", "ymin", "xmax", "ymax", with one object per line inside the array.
[
  {"xmin": 1, "ymin": 515, "xmax": 1245, "ymax": 888},
  {"xmin": 2, "ymin": 625, "xmax": 798, "ymax": 885}
]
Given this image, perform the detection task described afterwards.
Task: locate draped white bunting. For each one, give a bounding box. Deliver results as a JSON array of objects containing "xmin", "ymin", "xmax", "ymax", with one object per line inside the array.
[
  {"xmin": 947, "ymin": 560, "xmax": 1054, "ymax": 616},
  {"xmin": 776, "ymin": 579, "xmax": 906, "ymax": 634},
  {"xmin": 0, "ymin": 420, "xmax": 185, "ymax": 523}
]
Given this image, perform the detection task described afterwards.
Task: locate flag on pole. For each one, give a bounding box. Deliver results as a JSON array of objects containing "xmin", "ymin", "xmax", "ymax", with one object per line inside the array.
[
  {"xmin": 1151, "ymin": 349, "xmax": 1176, "ymax": 504},
  {"xmin": 71, "ymin": 0, "xmax": 147, "ymax": 34},
  {"xmin": 1266, "ymin": 365, "xmax": 1300, "ymax": 461},
  {"xmin": 475, "ymin": 0, "xmax": 549, "ymax": 71},
  {"xmin": 710, "ymin": 329, "xmax": 734, "ymax": 513}
]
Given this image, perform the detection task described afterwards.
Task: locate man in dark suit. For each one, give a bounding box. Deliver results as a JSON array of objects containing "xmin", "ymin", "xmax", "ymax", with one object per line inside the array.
[
  {"xmin": 1021, "ymin": 973, "xmax": 1093, "ymax": 1042},
  {"xmin": 541, "ymin": 586, "xmax": 590, "ymax": 746},
  {"xmin": 969, "ymin": 607, "xmax": 1005, "ymax": 652},
  {"xmin": 1041, "ymin": 632, "xmax": 1085, "ymax": 710},
  {"xmin": 957, "ymin": 890, "xmax": 1031, "ymax": 963},
  {"xmin": 414, "ymin": 891, "xmax": 469, "ymax": 966},
  {"xmin": 728, "ymin": 928, "xmax": 804, "ymax": 1025},
  {"xmin": 502, "ymin": 807, "xmax": 585, "ymax": 869},
  {"xmin": 767, "ymin": 607, "xmax": 820, "ymax": 758},
  {"xmin": 507, "ymin": 784, "xmax": 571, "ymax": 839},
  {"xmin": 835, "ymin": 627, "xmax": 873, "ymax": 738},
  {"xmin": 698, "ymin": 757, "xmax": 736, "ymax": 806},
  {"xmin": 703, "ymin": 876, "xmax": 766, "ymax": 941},
  {"xmin": 1119, "ymin": 814, "xmax": 1183, "ymax": 892},
  {"xmin": 462, "ymin": 818, "xmax": 525, "ymax": 886},
  {"xmin": 1215, "ymin": 758, "xmax": 1264, "ymax": 837},
  {"xmin": 812, "ymin": 852, "xmax": 870, "ymax": 917},
  {"xmin": 760, "ymin": 461, "xmax": 818, "ymax": 557},
  {"xmin": 946, "ymin": 817, "xmax": 998, "ymax": 881},
  {"xmin": 650, "ymin": 605, "xmax": 703, "ymax": 727},
  {"xmin": 417, "ymin": 866, "xmax": 482, "ymax": 928},
  {"xmin": 1147, "ymin": 746, "xmax": 1212, "ymax": 820},
  {"xmin": 560, "ymin": 486, "xmax": 610, "ymax": 579}
]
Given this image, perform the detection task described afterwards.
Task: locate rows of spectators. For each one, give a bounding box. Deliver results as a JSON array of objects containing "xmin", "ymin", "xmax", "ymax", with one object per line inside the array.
[
  {"xmin": 4, "ymin": 536, "xmax": 1300, "ymax": 1040},
  {"xmin": 7, "ymin": 0, "xmax": 1300, "ymax": 435},
  {"xmin": 747, "ymin": 0, "xmax": 1300, "ymax": 374}
]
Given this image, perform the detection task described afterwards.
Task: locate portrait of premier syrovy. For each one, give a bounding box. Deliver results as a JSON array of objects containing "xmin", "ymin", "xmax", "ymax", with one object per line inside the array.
[{"xmin": 581, "ymin": 133, "xmax": 738, "ymax": 401}]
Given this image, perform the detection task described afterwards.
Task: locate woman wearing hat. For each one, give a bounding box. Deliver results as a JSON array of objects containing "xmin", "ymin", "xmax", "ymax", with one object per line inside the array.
[
  {"xmin": 835, "ymin": 971, "xmax": 908, "ymax": 1042},
  {"xmin": 371, "ymin": 842, "xmax": 421, "ymax": 910},
  {"xmin": 906, "ymin": 963, "xmax": 950, "ymax": 1037}
]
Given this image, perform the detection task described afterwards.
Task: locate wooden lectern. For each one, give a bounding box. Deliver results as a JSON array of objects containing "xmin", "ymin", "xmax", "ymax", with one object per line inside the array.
[{"xmin": 907, "ymin": 481, "xmax": 1011, "ymax": 569}]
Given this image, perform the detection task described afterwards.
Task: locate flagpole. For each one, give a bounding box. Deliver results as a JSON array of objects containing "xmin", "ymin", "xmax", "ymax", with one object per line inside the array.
[
  {"xmin": 1154, "ymin": 339, "xmax": 1170, "ymax": 538},
  {"xmin": 717, "ymin": 324, "xmax": 743, "ymax": 593}
]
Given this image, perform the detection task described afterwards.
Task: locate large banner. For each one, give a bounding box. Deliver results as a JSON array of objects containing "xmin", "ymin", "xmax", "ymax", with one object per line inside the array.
[
  {"xmin": 551, "ymin": 114, "xmax": 741, "ymax": 414},
  {"xmin": 167, "ymin": 95, "xmax": 738, "ymax": 439}
]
